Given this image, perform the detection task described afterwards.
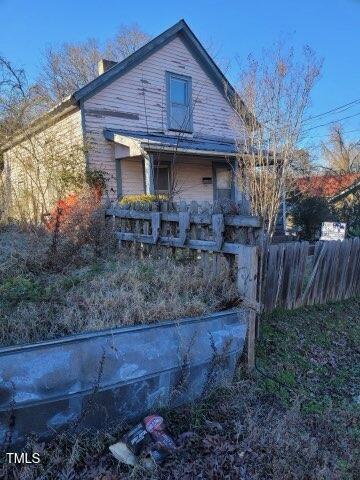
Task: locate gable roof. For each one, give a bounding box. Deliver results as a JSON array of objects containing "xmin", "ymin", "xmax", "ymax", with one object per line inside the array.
[
  {"xmin": 1, "ymin": 19, "xmax": 246, "ymax": 153},
  {"xmin": 73, "ymin": 19, "xmax": 240, "ymax": 106},
  {"xmin": 296, "ymin": 173, "xmax": 360, "ymax": 199}
]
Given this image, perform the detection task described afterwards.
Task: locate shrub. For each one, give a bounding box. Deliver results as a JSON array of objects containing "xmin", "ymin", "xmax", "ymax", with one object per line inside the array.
[
  {"xmin": 45, "ymin": 188, "xmax": 115, "ymax": 267},
  {"xmin": 118, "ymin": 193, "xmax": 168, "ymax": 206},
  {"xmin": 0, "ymin": 275, "xmax": 42, "ymax": 306},
  {"xmin": 85, "ymin": 169, "xmax": 109, "ymax": 196},
  {"xmin": 291, "ymin": 195, "xmax": 333, "ymax": 240},
  {"xmin": 331, "ymin": 200, "xmax": 360, "ymax": 237}
]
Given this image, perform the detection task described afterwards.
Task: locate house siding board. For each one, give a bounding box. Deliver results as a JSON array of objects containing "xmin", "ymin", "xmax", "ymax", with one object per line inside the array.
[
  {"xmin": 4, "ymin": 109, "xmax": 84, "ymax": 217},
  {"xmin": 4, "ymin": 109, "xmax": 83, "ymax": 171},
  {"xmin": 121, "ymin": 158, "xmax": 145, "ymax": 196},
  {"xmin": 173, "ymin": 157, "xmax": 213, "ymax": 202},
  {"xmin": 116, "ymin": 156, "xmax": 214, "ymax": 202},
  {"xmin": 83, "ymin": 35, "xmax": 238, "ymax": 197}
]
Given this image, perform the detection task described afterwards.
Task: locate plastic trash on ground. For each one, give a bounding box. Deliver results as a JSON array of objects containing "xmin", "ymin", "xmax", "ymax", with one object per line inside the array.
[{"xmin": 109, "ymin": 414, "xmax": 177, "ymax": 467}]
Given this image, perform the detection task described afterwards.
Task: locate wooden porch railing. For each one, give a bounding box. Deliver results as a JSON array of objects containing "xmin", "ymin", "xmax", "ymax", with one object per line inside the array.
[{"xmin": 106, "ymin": 201, "xmax": 262, "ymax": 254}]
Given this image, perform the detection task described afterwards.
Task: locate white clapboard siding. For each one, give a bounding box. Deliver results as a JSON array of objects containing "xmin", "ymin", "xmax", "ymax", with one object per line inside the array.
[
  {"xmin": 4, "ymin": 109, "xmax": 83, "ymax": 176},
  {"xmin": 83, "ymin": 34, "xmax": 239, "ymax": 195}
]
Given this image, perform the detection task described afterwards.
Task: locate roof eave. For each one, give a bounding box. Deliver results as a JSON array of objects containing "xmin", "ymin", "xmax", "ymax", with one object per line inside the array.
[
  {"xmin": 104, "ymin": 129, "xmax": 239, "ymax": 157},
  {"xmin": 144, "ymin": 144, "xmax": 237, "ymax": 157},
  {"xmin": 329, "ymin": 179, "xmax": 360, "ymax": 202},
  {"xmin": 73, "ymin": 20, "xmax": 187, "ymax": 103},
  {"xmin": 1, "ymin": 95, "xmax": 78, "ymax": 153}
]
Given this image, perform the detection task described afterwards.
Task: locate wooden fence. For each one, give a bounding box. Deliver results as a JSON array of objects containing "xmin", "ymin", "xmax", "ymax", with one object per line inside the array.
[
  {"xmin": 261, "ymin": 238, "xmax": 360, "ymax": 312},
  {"xmin": 105, "ymin": 202, "xmax": 360, "ymax": 365},
  {"xmin": 106, "ymin": 201, "xmax": 262, "ymax": 255}
]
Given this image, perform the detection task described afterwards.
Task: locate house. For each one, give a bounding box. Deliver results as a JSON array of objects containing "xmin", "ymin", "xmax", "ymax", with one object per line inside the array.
[
  {"xmin": 296, "ymin": 173, "xmax": 360, "ymax": 205},
  {"xmin": 1, "ymin": 19, "xmax": 251, "ymax": 219}
]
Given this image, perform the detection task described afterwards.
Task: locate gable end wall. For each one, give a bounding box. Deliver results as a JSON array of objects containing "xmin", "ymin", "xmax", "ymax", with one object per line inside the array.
[{"xmin": 82, "ymin": 35, "xmax": 239, "ymax": 195}]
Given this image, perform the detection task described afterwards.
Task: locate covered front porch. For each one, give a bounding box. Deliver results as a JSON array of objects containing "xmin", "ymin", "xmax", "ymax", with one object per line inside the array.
[{"xmin": 104, "ymin": 129, "xmax": 245, "ymax": 203}]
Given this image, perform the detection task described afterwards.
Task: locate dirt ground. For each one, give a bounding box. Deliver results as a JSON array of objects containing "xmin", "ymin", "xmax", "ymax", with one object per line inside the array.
[{"xmin": 1, "ymin": 297, "xmax": 359, "ymax": 480}]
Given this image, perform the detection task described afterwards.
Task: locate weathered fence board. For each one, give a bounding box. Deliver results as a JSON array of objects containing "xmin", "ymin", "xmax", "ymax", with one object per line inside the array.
[
  {"xmin": 262, "ymin": 238, "xmax": 360, "ymax": 312},
  {"xmin": 106, "ymin": 202, "xmax": 262, "ymax": 256},
  {"xmin": 106, "ymin": 206, "xmax": 261, "ymax": 228},
  {"xmin": 236, "ymin": 245, "xmax": 259, "ymax": 369}
]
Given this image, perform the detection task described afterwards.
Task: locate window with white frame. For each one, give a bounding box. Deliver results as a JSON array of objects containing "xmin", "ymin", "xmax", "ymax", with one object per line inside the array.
[{"xmin": 166, "ymin": 72, "xmax": 192, "ymax": 132}]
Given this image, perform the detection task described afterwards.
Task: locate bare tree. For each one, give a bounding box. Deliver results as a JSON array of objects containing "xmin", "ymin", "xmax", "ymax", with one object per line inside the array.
[
  {"xmin": 37, "ymin": 39, "xmax": 102, "ymax": 105},
  {"xmin": 104, "ymin": 24, "xmax": 151, "ymax": 61},
  {"xmin": 9, "ymin": 126, "xmax": 89, "ymax": 223},
  {"xmin": 0, "ymin": 56, "xmax": 88, "ymax": 223},
  {"xmin": 322, "ymin": 124, "xmax": 360, "ymax": 174},
  {"xmin": 0, "ymin": 56, "xmax": 38, "ymax": 146},
  {"xmin": 232, "ymin": 43, "xmax": 322, "ymax": 237},
  {"xmin": 38, "ymin": 24, "xmax": 151, "ymax": 105}
]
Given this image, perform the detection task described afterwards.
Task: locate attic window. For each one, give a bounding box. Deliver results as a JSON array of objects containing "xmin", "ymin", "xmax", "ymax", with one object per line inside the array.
[{"xmin": 166, "ymin": 72, "xmax": 192, "ymax": 133}]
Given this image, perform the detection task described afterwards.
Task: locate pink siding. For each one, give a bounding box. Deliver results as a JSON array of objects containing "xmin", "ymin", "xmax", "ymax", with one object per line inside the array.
[
  {"xmin": 121, "ymin": 158, "xmax": 145, "ymax": 195},
  {"xmin": 173, "ymin": 157, "xmax": 213, "ymax": 202},
  {"xmin": 84, "ymin": 35, "xmax": 237, "ymax": 137},
  {"xmin": 3, "ymin": 108, "xmax": 84, "ymax": 219},
  {"xmin": 119, "ymin": 156, "xmax": 214, "ymax": 202}
]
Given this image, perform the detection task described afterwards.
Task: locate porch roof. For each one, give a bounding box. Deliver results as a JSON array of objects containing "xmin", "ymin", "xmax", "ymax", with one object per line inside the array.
[{"xmin": 103, "ymin": 128, "xmax": 239, "ymax": 157}]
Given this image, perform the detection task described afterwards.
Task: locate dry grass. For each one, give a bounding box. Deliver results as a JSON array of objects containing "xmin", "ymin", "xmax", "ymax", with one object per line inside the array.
[
  {"xmin": 0, "ymin": 225, "xmax": 237, "ymax": 347},
  {"xmin": 1, "ymin": 298, "xmax": 359, "ymax": 479}
]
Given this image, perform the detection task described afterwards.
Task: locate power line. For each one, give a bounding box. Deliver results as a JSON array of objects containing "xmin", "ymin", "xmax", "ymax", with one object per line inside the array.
[
  {"xmin": 302, "ymin": 111, "xmax": 360, "ymax": 133},
  {"xmin": 261, "ymin": 97, "xmax": 360, "ymax": 134},
  {"xmin": 302, "ymin": 127, "xmax": 360, "ymax": 142},
  {"xmin": 302, "ymin": 98, "xmax": 360, "ymax": 124},
  {"xmin": 251, "ymin": 97, "xmax": 360, "ymax": 144},
  {"xmin": 301, "ymin": 136, "xmax": 360, "ymax": 153}
]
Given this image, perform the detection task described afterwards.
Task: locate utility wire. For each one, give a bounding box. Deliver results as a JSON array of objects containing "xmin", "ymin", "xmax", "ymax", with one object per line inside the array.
[
  {"xmin": 302, "ymin": 97, "xmax": 360, "ymax": 124},
  {"xmin": 302, "ymin": 111, "xmax": 360, "ymax": 133},
  {"xmin": 304, "ymin": 128, "xmax": 360, "ymax": 142},
  {"xmin": 260, "ymin": 98, "xmax": 360, "ymax": 135}
]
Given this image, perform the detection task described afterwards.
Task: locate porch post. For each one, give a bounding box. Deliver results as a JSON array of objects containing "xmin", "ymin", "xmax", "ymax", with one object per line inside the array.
[
  {"xmin": 115, "ymin": 158, "xmax": 122, "ymax": 199},
  {"xmin": 233, "ymin": 157, "xmax": 250, "ymax": 214},
  {"xmin": 144, "ymin": 153, "xmax": 155, "ymax": 195},
  {"xmin": 233, "ymin": 158, "xmax": 243, "ymax": 202}
]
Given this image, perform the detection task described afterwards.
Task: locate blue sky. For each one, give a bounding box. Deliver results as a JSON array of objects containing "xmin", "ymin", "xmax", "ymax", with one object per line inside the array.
[{"xmin": 1, "ymin": 0, "xmax": 359, "ymax": 154}]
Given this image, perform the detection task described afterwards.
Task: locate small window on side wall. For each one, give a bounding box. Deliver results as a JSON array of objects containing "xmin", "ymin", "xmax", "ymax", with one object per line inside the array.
[{"xmin": 166, "ymin": 72, "xmax": 192, "ymax": 132}]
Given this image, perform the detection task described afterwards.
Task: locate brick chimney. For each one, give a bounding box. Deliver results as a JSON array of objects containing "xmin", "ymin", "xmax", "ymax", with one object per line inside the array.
[{"xmin": 97, "ymin": 59, "xmax": 117, "ymax": 76}]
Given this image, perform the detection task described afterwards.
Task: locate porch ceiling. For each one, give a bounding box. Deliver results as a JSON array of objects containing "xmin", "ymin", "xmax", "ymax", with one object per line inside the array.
[{"xmin": 103, "ymin": 128, "xmax": 240, "ymax": 158}]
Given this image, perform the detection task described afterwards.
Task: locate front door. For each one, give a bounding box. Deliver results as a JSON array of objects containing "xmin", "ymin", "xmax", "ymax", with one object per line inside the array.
[{"xmin": 214, "ymin": 165, "xmax": 232, "ymax": 200}]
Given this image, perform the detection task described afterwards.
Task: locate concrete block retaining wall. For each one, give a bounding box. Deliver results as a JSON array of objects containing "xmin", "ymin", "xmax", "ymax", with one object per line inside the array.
[{"xmin": 0, "ymin": 308, "xmax": 248, "ymax": 447}]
